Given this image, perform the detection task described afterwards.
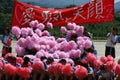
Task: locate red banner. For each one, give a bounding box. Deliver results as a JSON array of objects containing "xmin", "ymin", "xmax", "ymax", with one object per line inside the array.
[{"xmin": 12, "ymin": 0, "xmax": 114, "ymax": 28}]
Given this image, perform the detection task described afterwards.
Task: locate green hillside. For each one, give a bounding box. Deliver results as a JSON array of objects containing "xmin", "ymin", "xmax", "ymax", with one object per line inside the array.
[{"xmin": 0, "ymin": 0, "xmax": 120, "ymax": 40}]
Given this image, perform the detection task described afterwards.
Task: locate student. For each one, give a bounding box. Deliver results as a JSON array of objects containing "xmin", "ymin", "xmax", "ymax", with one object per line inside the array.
[
  {"xmin": 105, "ymin": 27, "xmax": 118, "ymax": 58},
  {"xmin": 1, "ymin": 27, "xmax": 12, "ymax": 57}
]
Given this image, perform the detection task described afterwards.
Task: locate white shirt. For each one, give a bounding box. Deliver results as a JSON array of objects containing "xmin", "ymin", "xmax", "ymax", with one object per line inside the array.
[{"xmin": 106, "ymin": 33, "xmax": 117, "ymax": 48}]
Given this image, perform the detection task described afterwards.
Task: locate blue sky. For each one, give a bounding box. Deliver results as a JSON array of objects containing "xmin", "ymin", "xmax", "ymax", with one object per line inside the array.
[{"xmin": 115, "ymin": 0, "xmax": 120, "ymax": 3}]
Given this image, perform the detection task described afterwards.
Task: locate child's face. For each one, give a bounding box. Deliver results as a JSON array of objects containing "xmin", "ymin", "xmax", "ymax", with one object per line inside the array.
[{"xmin": 112, "ymin": 30, "xmax": 117, "ymax": 35}]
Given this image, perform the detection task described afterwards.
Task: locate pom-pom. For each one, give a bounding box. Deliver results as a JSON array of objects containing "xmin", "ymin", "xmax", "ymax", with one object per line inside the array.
[
  {"xmin": 47, "ymin": 22, "xmax": 53, "ymax": 29},
  {"xmin": 17, "ymin": 67, "xmax": 31, "ymax": 79},
  {"xmin": 21, "ymin": 28, "xmax": 29, "ymax": 38},
  {"xmin": 61, "ymin": 27, "xmax": 67, "ymax": 34},
  {"xmin": 29, "ymin": 20, "xmax": 39, "ymax": 29},
  {"xmin": 12, "ymin": 26, "xmax": 21, "ymax": 38},
  {"xmin": 17, "ymin": 37, "xmax": 27, "ymax": 48},
  {"xmin": 118, "ymin": 58, "xmax": 120, "ymax": 64},
  {"xmin": 106, "ymin": 61, "xmax": 115, "ymax": 71},
  {"xmin": 84, "ymin": 39, "xmax": 92, "ymax": 49},
  {"xmin": 75, "ymin": 65, "xmax": 88, "ymax": 80},
  {"xmin": 107, "ymin": 55, "xmax": 114, "ymax": 62},
  {"xmin": 100, "ymin": 56, "xmax": 108, "ymax": 64},
  {"xmin": 32, "ymin": 61, "xmax": 44, "ymax": 73},
  {"xmin": 62, "ymin": 63, "xmax": 73, "ymax": 76},
  {"xmin": 67, "ymin": 23, "xmax": 75, "ymax": 30},
  {"xmin": 35, "ymin": 29, "xmax": 42, "ymax": 37},
  {"xmin": 93, "ymin": 60, "xmax": 102, "ymax": 69},
  {"xmin": 69, "ymin": 50, "xmax": 81, "ymax": 59},
  {"xmin": 16, "ymin": 57, "xmax": 24, "ymax": 65},
  {"xmin": 42, "ymin": 30, "xmax": 50, "ymax": 36},
  {"xmin": 87, "ymin": 53, "xmax": 97, "ymax": 65},
  {"xmin": 115, "ymin": 64, "xmax": 120, "ymax": 76},
  {"xmin": 15, "ymin": 46, "xmax": 25, "ymax": 57},
  {"xmin": 37, "ymin": 23, "xmax": 45, "ymax": 31},
  {"xmin": 0, "ymin": 60, "xmax": 3, "ymax": 70},
  {"xmin": 48, "ymin": 63, "xmax": 63, "ymax": 77},
  {"xmin": 4, "ymin": 64, "xmax": 17, "ymax": 76},
  {"xmin": 4, "ymin": 53, "xmax": 14, "ymax": 61}
]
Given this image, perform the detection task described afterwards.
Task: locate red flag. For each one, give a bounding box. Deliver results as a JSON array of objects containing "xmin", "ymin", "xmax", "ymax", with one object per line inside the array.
[{"xmin": 12, "ymin": 0, "xmax": 114, "ymax": 28}]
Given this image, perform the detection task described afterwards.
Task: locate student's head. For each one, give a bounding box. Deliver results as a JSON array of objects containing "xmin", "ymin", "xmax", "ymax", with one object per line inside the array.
[
  {"xmin": 58, "ymin": 59, "xmax": 67, "ymax": 65},
  {"xmin": 111, "ymin": 27, "xmax": 118, "ymax": 35},
  {"xmin": 4, "ymin": 27, "xmax": 11, "ymax": 35},
  {"xmin": 46, "ymin": 57, "xmax": 54, "ymax": 64}
]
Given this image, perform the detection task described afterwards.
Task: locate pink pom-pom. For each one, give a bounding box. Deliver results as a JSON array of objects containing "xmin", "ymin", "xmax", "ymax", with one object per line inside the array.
[
  {"xmin": 42, "ymin": 30, "xmax": 50, "ymax": 36},
  {"xmin": 115, "ymin": 64, "xmax": 120, "ymax": 76},
  {"xmin": 62, "ymin": 63, "xmax": 73, "ymax": 76},
  {"xmin": 75, "ymin": 65, "xmax": 88, "ymax": 79},
  {"xmin": 17, "ymin": 37, "xmax": 27, "ymax": 48},
  {"xmin": 68, "ymin": 40, "xmax": 77, "ymax": 49},
  {"xmin": 69, "ymin": 50, "xmax": 81, "ymax": 58},
  {"xmin": 35, "ymin": 29, "xmax": 42, "ymax": 37},
  {"xmin": 118, "ymin": 58, "xmax": 120, "ymax": 64},
  {"xmin": 93, "ymin": 60, "xmax": 102, "ymax": 69},
  {"xmin": 87, "ymin": 53, "xmax": 97, "ymax": 65},
  {"xmin": 56, "ymin": 38, "xmax": 67, "ymax": 43},
  {"xmin": 4, "ymin": 53, "xmax": 14, "ymax": 61},
  {"xmin": 61, "ymin": 27, "xmax": 67, "ymax": 34},
  {"xmin": 29, "ymin": 20, "xmax": 39, "ymax": 29},
  {"xmin": 58, "ymin": 51, "xmax": 69, "ymax": 58},
  {"xmin": 47, "ymin": 22, "xmax": 53, "ymax": 29},
  {"xmin": 16, "ymin": 57, "xmax": 24, "ymax": 65},
  {"xmin": 0, "ymin": 60, "xmax": 3, "ymax": 70},
  {"xmin": 37, "ymin": 23, "xmax": 45, "ymax": 31},
  {"xmin": 27, "ymin": 27, "xmax": 34, "ymax": 36},
  {"xmin": 67, "ymin": 23, "xmax": 75, "ymax": 30},
  {"xmin": 106, "ymin": 61, "xmax": 115, "ymax": 71},
  {"xmin": 32, "ymin": 61, "xmax": 44, "ymax": 73},
  {"xmin": 47, "ymin": 40, "xmax": 56, "ymax": 48},
  {"xmin": 4, "ymin": 64, "xmax": 17, "ymax": 76},
  {"xmin": 48, "ymin": 63, "xmax": 63, "ymax": 77},
  {"xmin": 15, "ymin": 46, "xmax": 25, "ymax": 57},
  {"xmin": 76, "ymin": 26, "xmax": 84, "ymax": 36},
  {"xmin": 100, "ymin": 56, "xmax": 108, "ymax": 64},
  {"xmin": 17, "ymin": 67, "xmax": 31, "ymax": 79},
  {"xmin": 21, "ymin": 28, "xmax": 29, "ymax": 38},
  {"xmin": 84, "ymin": 39, "xmax": 92, "ymax": 49},
  {"xmin": 107, "ymin": 55, "xmax": 114, "ymax": 62},
  {"xmin": 12, "ymin": 26, "xmax": 21, "ymax": 38}
]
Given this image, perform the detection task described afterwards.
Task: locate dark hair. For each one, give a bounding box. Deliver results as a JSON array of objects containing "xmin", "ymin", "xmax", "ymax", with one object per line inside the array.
[
  {"xmin": 4, "ymin": 27, "xmax": 11, "ymax": 34},
  {"xmin": 23, "ymin": 57, "xmax": 30, "ymax": 64},
  {"xmin": 112, "ymin": 27, "xmax": 118, "ymax": 32}
]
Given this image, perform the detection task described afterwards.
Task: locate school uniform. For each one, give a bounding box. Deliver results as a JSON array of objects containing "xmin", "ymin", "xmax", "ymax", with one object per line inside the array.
[{"xmin": 105, "ymin": 33, "xmax": 117, "ymax": 58}]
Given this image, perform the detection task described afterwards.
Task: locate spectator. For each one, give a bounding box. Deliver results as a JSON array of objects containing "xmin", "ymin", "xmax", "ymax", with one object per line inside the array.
[
  {"xmin": 105, "ymin": 27, "xmax": 118, "ymax": 58},
  {"xmin": 1, "ymin": 27, "xmax": 12, "ymax": 57}
]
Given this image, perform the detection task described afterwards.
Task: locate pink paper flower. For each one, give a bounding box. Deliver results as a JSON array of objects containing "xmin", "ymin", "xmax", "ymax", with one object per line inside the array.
[
  {"xmin": 15, "ymin": 46, "xmax": 25, "ymax": 57},
  {"xmin": 67, "ymin": 23, "xmax": 75, "ymax": 30}
]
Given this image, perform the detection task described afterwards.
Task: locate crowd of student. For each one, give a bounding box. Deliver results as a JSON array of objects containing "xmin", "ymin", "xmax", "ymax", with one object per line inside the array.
[{"xmin": 0, "ymin": 20, "xmax": 120, "ymax": 80}]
